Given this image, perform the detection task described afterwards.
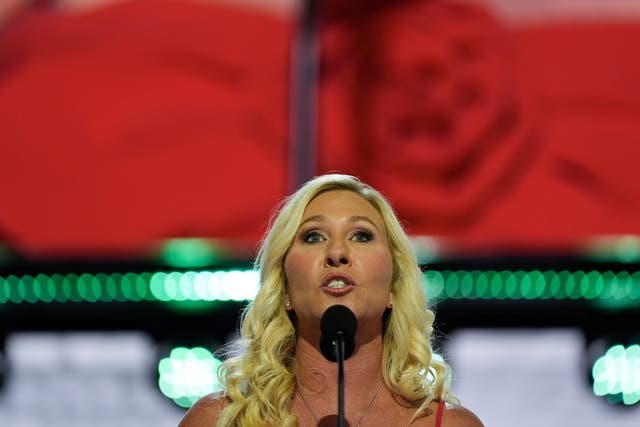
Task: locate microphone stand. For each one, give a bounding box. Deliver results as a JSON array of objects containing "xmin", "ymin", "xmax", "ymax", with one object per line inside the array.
[{"xmin": 336, "ymin": 331, "xmax": 345, "ymax": 427}]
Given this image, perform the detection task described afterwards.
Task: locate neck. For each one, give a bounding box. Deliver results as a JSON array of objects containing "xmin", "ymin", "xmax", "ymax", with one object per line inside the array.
[
  {"xmin": 293, "ymin": 334, "xmax": 386, "ymax": 425},
  {"xmin": 294, "ymin": 333, "xmax": 384, "ymax": 395}
]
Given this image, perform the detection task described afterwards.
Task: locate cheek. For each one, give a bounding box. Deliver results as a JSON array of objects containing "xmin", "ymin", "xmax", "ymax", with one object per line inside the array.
[
  {"xmin": 365, "ymin": 249, "xmax": 394, "ymax": 289},
  {"xmin": 283, "ymin": 248, "xmax": 313, "ymax": 291}
]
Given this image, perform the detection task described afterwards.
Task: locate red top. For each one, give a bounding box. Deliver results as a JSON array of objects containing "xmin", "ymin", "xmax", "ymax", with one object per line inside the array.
[{"xmin": 436, "ymin": 400, "xmax": 445, "ymax": 427}]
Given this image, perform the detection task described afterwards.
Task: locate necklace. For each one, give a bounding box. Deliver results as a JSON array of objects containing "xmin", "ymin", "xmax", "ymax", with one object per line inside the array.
[{"xmin": 297, "ymin": 380, "xmax": 384, "ymax": 427}]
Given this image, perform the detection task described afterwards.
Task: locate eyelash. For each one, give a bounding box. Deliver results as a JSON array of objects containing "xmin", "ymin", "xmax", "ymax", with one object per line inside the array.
[
  {"xmin": 352, "ymin": 230, "xmax": 373, "ymax": 242},
  {"xmin": 300, "ymin": 229, "xmax": 374, "ymax": 244},
  {"xmin": 302, "ymin": 230, "xmax": 324, "ymax": 244}
]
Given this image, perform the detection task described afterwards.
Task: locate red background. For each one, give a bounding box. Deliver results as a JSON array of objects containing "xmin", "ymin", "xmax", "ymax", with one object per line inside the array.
[{"xmin": 1, "ymin": 0, "xmax": 639, "ymax": 257}]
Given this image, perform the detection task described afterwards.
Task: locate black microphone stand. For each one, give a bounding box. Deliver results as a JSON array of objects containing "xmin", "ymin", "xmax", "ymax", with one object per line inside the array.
[
  {"xmin": 336, "ymin": 331, "xmax": 346, "ymax": 427},
  {"xmin": 320, "ymin": 305, "xmax": 357, "ymax": 427}
]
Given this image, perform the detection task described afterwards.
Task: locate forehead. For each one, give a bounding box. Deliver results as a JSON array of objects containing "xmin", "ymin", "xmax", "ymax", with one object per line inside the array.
[{"xmin": 302, "ymin": 190, "xmax": 385, "ymax": 224}]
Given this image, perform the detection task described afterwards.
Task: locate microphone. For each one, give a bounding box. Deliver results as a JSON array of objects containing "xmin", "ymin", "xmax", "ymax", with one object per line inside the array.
[
  {"xmin": 319, "ymin": 305, "xmax": 357, "ymax": 427},
  {"xmin": 320, "ymin": 304, "xmax": 357, "ymax": 362}
]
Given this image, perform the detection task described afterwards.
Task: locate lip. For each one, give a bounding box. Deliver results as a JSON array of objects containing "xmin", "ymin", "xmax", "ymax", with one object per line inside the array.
[{"xmin": 321, "ymin": 273, "xmax": 356, "ymax": 297}]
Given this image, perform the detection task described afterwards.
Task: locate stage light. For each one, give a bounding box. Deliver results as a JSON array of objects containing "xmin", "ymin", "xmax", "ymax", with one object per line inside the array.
[
  {"xmin": 0, "ymin": 269, "xmax": 638, "ymax": 305},
  {"xmin": 592, "ymin": 344, "xmax": 640, "ymax": 405},
  {"xmin": 158, "ymin": 347, "xmax": 223, "ymax": 408},
  {"xmin": 159, "ymin": 238, "xmax": 223, "ymax": 268},
  {"xmin": 422, "ymin": 270, "xmax": 640, "ymax": 303}
]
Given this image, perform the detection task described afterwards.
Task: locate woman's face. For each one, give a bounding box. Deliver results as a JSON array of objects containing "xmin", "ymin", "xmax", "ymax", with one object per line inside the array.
[{"xmin": 284, "ymin": 190, "xmax": 394, "ymax": 342}]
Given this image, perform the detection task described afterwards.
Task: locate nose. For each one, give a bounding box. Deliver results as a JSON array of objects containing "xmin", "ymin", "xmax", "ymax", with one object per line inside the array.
[{"xmin": 325, "ymin": 241, "xmax": 351, "ymax": 267}]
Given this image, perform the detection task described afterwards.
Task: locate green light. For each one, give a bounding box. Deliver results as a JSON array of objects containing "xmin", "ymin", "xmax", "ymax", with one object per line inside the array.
[
  {"xmin": 459, "ymin": 271, "xmax": 473, "ymax": 298},
  {"xmin": 223, "ymin": 270, "xmax": 259, "ymax": 301},
  {"xmin": 632, "ymin": 272, "xmax": 640, "ymax": 299},
  {"xmin": 0, "ymin": 269, "xmax": 638, "ymax": 305},
  {"xmin": 104, "ymin": 274, "xmax": 117, "ymax": 301},
  {"xmin": 138, "ymin": 272, "xmax": 152, "ymax": 301},
  {"xmin": 193, "ymin": 271, "xmax": 212, "ymax": 300},
  {"xmin": 121, "ymin": 273, "xmax": 135, "ymax": 301},
  {"xmin": 444, "ymin": 271, "xmax": 459, "ymax": 299},
  {"xmin": 51, "ymin": 274, "xmax": 66, "ymax": 302},
  {"xmin": 474, "ymin": 271, "xmax": 489, "ymax": 299},
  {"xmin": 59, "ymin": 274, "xmax": 71, "ymax": 302},
  {"xmin": 520, "ymin": 271, "xmax": 532, "ymax": 299},
  {"xmin": 76, "ymin": 274, "xmax": 88, "ymax": 301},
  {"xmin": 37, "ymin": 274, "xmax": 53, "ymax": 303},
  {"xmin": 148, "ymin": 270, "xmax": 260, "ymax": 303},
  {"xmin": 570, "ymin": 270, "xmax": 583, "ymax": 299},
  {"xmin": 600, "ymin": 271, "xmax": 615, "ymax": 300},
  {"xmin": 114, "ymin": 273, "xmax": 129, "ymax": 302},
  {"xmin": 489, "ymin": 271, "xmax": 503, "ymax": 299},
  {"xmin": 614, "ymin": 271, "xmax": 632, "ymax": 300},
  {"xmin": 547, "ymin": 271, "xmax": 560, "ymax": 299},
  {"xmin": 84, "ymin": 273, "xmax": 100, "ymax": 302},
  {"xmin": 150, "ymin": 272, "xmax": 169, "ymax": 301},
  {"xmin": 165, "ymin": 272, "xmax": 180, "ymax": 301},
  {"xmin": 0, "ymin": 277, "xmax": 7, "ymax": 303},
  {"xmin": 21, "ymin": 275, "xmax": 36, "ymax": 303},
  {"xmin": 504, "ymin": 272, "xmax": 519, "ymax": 299},
  {"xmin": 7, "ymin": 275, "xmax": 20, "ymax": 303},
  {"xmin": 32, "ymin": 275, "xmax": 43, "ymax": 302},
  {"xmin": 179, "ymin": 272, "xmax": 197, "ymax": 301},
  {"xmin": 160, "ymin": 239, "xmax": 223, "ymax": 268},
  {"xmin": 558, "ymin": 271, "xmax": 572, "ymax": 299},
  {"xmin": 93, "ymin": 273, "xmax": 109, "ymax": 302},
  {"xmin": 67, "ymin": 274, "xmax": 81, "ymax": 302},
  {"xmin": 423, "ymin": 270, "xmax": 444, "ymax": 299},
  {"xmin": 593, "ymin": 344, "xmax": 640, "ymax": 405},
  {"xmin": 581, "ymin": 271, "xmax": 602, "ymax": 300},
  {"xmin": 530, "ymin": 270, "xmax": 545, "ymax": 299},
  {"xmin": 158, "ymin": 347, "xmax": 223, "ymax": 408},
  {"xmin": 207, "ymin": 271, "xmax": 226, "ymax": 300}
]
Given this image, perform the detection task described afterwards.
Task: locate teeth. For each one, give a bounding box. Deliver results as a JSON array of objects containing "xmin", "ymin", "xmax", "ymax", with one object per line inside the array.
[{"xmin": 326, "ymin": 279, "xmax": 346, "ymax": 289}]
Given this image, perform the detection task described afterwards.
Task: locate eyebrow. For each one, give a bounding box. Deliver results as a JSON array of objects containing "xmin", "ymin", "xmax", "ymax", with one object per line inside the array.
[{"xmin": 299, "ymin": 215, "xmax": 381, "ymax": 231}]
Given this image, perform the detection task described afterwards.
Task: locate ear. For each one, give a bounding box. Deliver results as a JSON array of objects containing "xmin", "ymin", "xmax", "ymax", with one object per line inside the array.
[{"xmin": 387, "ymin": 291, "xmax": 394, "ymax": 309}]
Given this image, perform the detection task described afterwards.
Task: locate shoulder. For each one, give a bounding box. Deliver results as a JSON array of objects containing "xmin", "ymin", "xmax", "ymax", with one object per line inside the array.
[
  {"xmin": 178, "ymin": 392, "xmax": 228, "ymax": 427},
  {"xmin": 441, "ymin": 402, "xmax": 484, "ymax": 427}
]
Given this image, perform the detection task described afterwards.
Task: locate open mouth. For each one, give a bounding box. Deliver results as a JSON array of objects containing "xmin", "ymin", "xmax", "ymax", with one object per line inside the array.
[{"xmin": 326, "ymin": 279, "xmax": 348, "ymax": 290}]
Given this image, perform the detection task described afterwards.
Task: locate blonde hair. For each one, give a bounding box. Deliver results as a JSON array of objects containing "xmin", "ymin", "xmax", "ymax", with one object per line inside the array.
[{"xmin": 217, "ymin": 174, "xmax": 452, "ymax": 426}]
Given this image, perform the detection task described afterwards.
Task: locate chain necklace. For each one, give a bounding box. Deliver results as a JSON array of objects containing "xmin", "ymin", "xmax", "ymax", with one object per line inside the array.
[{"xmin": 297, "ymin": 380, "xmax": 384, "ymax": 427}]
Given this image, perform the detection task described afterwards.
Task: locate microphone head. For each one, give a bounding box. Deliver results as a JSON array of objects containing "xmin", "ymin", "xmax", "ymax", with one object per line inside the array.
[{"xmin": 319, "ymin": 305, "xmax": 357, "ymax": 362}]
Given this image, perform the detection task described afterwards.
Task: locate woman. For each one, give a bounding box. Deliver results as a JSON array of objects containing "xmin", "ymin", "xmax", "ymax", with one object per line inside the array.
[{"xmin": 180, "ymin": 174, "xmax": 483, "ymax": 426}]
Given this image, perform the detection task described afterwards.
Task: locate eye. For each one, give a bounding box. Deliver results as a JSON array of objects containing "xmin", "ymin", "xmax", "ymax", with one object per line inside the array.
[
  {"xmin": 302, "ymin": 230, "xmax": 325, "ymax": 244},
  {"xmin": 351, "ymin": 230, "xmax": 374, "ymax": 243}
]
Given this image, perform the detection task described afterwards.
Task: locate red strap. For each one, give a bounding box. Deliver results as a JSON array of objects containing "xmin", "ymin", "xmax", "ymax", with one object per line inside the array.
[{"xmin": 436, "ymin": 400, "xmax": 445, "ymax": 427}]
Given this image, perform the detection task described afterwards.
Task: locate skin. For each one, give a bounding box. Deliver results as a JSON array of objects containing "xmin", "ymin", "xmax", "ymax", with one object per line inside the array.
[
  {"xmin": 180, "ymin": 190, "xmax": 484, "ymax": 426},
  {"xmin": 283, "ymin": 189, "xmax": 394, "ymax": 350}
]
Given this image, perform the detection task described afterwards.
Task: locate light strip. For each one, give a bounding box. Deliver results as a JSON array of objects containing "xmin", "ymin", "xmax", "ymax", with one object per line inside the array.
[{"xmin": 0, "ymin": 269, "xmax": 638, "ymax": 305}]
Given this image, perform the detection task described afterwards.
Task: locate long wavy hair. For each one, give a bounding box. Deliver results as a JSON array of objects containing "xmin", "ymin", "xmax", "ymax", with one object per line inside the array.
[{"xmin": 217, "ymin": 174, "xmax": 453, "ymax": 426}]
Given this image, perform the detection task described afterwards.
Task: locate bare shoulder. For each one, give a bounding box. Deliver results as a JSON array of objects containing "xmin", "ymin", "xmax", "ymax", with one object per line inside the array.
[
  {"xmin": 178, "ymin": 392, "xmax": 228, "ymax": 427},
  {"xmin": 442, "ymin": 403, "xmax": 484, "ymax": 427}
]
